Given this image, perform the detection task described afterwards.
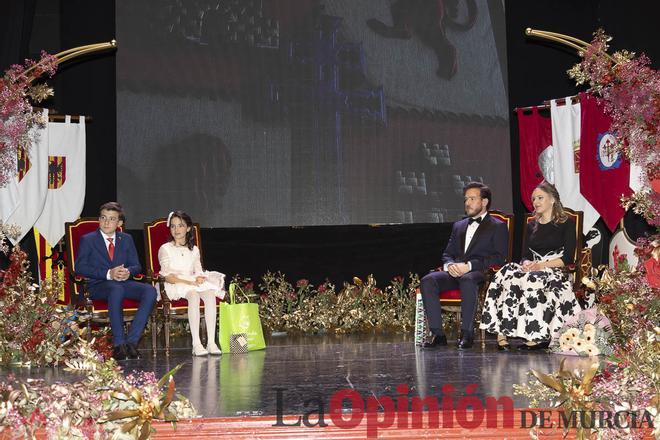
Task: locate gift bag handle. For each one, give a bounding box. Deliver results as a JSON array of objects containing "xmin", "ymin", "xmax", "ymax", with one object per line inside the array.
[{"xmin": 229, "ymin": 283, "xmax": 251, "ymax": 304}]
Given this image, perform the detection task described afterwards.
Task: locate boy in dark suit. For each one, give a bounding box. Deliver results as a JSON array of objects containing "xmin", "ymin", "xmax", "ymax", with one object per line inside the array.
[
  {"xmin": 421, "ymin": 182, "xmax": 508, "ymax": 349},
  {"xmin": 75, "ymin": 202, "xmax": 157, "ymax": 360}
]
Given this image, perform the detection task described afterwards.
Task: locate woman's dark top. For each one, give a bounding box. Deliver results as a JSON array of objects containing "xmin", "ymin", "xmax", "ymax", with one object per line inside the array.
[{"xmin": 522, "ymin": 217, "xmax": 577, "ymax": 265}]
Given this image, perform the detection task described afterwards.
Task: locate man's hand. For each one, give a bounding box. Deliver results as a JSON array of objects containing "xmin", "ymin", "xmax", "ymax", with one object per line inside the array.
[
  {"xmin": 447, "ymin": 263, "xmax": 470, "ymax": 277},
  {"xmin": 109, "ymin": 264, "xmax": 130, "ymax": 281},
  {"xmin": 194, "ymin": 276, "xmax": 206, "ymax": 286}
]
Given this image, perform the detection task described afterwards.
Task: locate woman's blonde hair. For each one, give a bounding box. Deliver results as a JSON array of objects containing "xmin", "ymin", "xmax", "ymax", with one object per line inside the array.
[{"xmin": 533, "ymin": 181, "xmax": 567, "ymax": 224}]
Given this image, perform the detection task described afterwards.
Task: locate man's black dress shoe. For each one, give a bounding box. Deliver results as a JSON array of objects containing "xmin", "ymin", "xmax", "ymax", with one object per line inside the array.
[
  {"xmin": 126, "ymin": 343, "xmax": 139, "ymax": 359},
  {"xmin": 112, "ymin": 345, "xmax": 127, "ymax": 361},
  {"xmin": 422, "ymin": 334, "xmax": 447, "ymax": 348},
  {"xmin": 518, "ymin": 340, "xmax": 550, "ymax": 351},
  {"xmin": 457, "ymin": 334, "xmax": 474, "ymax": 350}
]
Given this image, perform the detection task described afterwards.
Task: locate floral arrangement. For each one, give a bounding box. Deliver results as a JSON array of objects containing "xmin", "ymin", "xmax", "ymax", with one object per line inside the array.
[
  {"xmin": 385, "ymin": 274, "xmax": 419, "ymax": 331},
  {"xmin": 551, "ymin": 308, "xmax": 613, "ymax": 357},
  {"xmin": 334, "ymin": 275, "xmax": 385, "ymax": 333},
  {"xmin": 257, "ymin": 272, "xmax": 293, "ymax": 332},
  {"xmin": 0, "ymin": 239, "xmax": 197, "ymax": 438},
  {"xmin": 568, "ymin": 29, "xmax": 660, "ymax": 224},
  {"xmin": 0, "ymin": 51, "xmax": 57, "ymax": 188},
  {"xmin": 255, "ymin": 272, "xmax": 418, "ymax": 334},
  {"xmin": 0, "ymin": 246, "xmax": 81, "ymax": 366},
  {"xmin": 258, "ymin": 272, "xmax": 336, "ymax": 333},
  {"xmin": 594, "ymin": 240, "xmax": 659, "ymax": 346},
  {"xmin": 0, "ymin": 340, "xmax": 196, "ymax": 439}
]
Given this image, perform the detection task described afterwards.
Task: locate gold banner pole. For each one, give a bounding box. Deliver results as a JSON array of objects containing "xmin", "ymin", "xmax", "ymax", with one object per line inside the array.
[
  {"xmin": 24, "ymin": 40, "xmax": 117, "ymax": 80},
  {"xmin": 525, "ymin": 28, "xmax": 616, "ymax": 63}
]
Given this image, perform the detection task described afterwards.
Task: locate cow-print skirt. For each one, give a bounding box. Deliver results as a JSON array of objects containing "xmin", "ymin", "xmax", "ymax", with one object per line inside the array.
[{"xmin": 479, "ymin": 263, "xmax": 581, "ymax": 342}]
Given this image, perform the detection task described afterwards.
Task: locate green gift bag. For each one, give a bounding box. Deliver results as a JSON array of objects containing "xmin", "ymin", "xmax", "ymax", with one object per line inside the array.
[{"xmin": 219, "ymin": 283, "xmax": 266, "ymax": 352}]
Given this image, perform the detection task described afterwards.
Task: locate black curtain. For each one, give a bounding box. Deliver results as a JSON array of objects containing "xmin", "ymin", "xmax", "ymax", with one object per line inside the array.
[{"xmin": 0, "ymin": 0, "xmax": 36, "ymax": 70}]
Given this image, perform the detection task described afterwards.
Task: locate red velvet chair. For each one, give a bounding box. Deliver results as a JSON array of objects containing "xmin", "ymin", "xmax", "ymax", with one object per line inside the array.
[
  {"xmin": 143, "ymin": 218, "xmax": 219, "ymax": 355},
  {"xmin": 64, "ymin": 218, "xmax": 157, "ymax": 355},
  {"xmin": 438, "ymin": 210, "xmax": 515, "ymax": 345}
]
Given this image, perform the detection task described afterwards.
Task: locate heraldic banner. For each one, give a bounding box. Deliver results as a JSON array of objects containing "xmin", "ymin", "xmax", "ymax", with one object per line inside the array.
[
  {"xmin": 1, "ymin": 109, "xmax": 50, "ymax": 244},
  {"xmin": 34, "ymin": 115, "xmax": 86, "ymax": 245},
  {"xmin": 579, "ymin": 92, "xmax": 631, "ymax": 232},
  {"xmin": 550, "ymin": 98, "xmax": 600, "ymax": 234}
]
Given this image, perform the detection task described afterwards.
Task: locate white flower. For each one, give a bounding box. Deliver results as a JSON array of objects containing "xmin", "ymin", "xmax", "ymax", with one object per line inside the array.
[
  {"xmin": 559, "ymin": 341, "xmax": 572, "ymax": 352},
  {"xmin": 583, "ymin": 324, "xmax": 597, "ymax": 342},
  {"xmin": 584, "ymin": 343, "xmax": 600, "ymax": 356},
  {"xmin": 573, "ymin": 337, "xmax": 587, "ymax": 354},
  {"xmin": 559, "ymin": 332, "xmax": 573, "ymax": 344}
]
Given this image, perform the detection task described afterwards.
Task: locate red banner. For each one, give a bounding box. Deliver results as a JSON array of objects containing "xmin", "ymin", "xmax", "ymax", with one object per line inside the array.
[
  {"xmin": 516, "ymin": 107, "xmax": 551, "ymax": 211},
  {"xmin": 579, "ymin": 92, "xmax": 631, "ymax": 231}
]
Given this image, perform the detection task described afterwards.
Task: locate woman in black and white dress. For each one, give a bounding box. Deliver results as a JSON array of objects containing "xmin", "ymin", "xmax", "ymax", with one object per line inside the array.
[{"xmin": 479, "ymin": 182, "xmax": 581, "ymax": 350}]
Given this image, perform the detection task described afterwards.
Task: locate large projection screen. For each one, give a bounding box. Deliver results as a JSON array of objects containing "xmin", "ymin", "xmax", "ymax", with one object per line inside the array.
[{"xmin": 117, "ymin": 0, "xmax": 512, "ymax": 228}]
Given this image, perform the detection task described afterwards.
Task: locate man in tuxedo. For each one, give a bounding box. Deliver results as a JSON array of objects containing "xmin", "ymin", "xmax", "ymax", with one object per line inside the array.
[
  {"xmin": 421, "ymin": 182, "xmax": 508, "ymax": 349},
  {"xmin": 75, "ymin": 202, "xmax": 157, "ymax": 360}
]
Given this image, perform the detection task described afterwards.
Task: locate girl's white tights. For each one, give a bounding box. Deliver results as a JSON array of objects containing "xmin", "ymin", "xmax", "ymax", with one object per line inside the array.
[{"xmin": 186, "ymin": 290, "xmax": 219, "ymax": 354}]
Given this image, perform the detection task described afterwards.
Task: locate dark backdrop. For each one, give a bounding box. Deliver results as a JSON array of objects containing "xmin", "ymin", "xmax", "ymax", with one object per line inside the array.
[{"xmin": 2, "ymin": 0, "xmax": 659, "ymax": 286}]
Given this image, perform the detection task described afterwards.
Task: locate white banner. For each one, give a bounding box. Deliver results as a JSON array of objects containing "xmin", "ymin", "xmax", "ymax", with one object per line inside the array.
[
  {"xmin": 550, "ymin": 99, "xmax": 600, "ymax": 233},
  {"xmin": 629, "ymin": 163, "xmax": 643, "ymax": 192},
  {"xmin": 0, "ymin": 158, "xmax": 19, "ymax": 224},
  {"xmin": 34, "ymin": 116, "xmax": 86, "ymax": 245},
  {"xmin": 4, "ymin": 109, "xmax": 50, "ymax": 244}
]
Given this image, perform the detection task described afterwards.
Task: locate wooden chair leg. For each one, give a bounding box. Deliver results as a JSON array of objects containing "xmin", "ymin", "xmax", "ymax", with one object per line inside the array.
[
  {"xmin": 85, "ymin": 300, "xmax": 93, "ymax": 343},
  {"xmin": 164, "ymin": 312, "xmax": 171, "ymax": 356},
  {"xmin": 481, "ymin": 329, "xmax": 486, "ymax": 349},
  {"xmin": 86, "ymin": 320, "xmax": 92, "ymax": 342},
  {"xmin": 200, "ymin": 309, "xmax": 207, "ymax": 346},
  {"xmin": 151, "ymin": 313, "xmax": 157, "ymax": 357}
]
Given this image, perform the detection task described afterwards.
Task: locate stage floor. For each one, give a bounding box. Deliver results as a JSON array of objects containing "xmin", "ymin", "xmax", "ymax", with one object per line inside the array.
[{"xmin": 1, "ymin": 333, "xmax": 586, "ymax": 419}]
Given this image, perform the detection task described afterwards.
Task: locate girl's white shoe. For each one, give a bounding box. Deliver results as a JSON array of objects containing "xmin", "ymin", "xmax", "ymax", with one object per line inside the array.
[
  {"xmin": 207, "ymin": 343, "xmax": 222, "ymax": 355},
  {"xmin": 192, "ymin": 344, "xmax": 208, "ymax": 356}
]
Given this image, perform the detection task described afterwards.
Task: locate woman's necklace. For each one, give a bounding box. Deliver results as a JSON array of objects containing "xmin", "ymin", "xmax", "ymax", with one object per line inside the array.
[
  {"xmin": 538, "ymin": 215, "xmax": 552, "ymax": 225},
  {"xmin": 173, "ymin": 242, "xmax": 187, "ymax": 256}
]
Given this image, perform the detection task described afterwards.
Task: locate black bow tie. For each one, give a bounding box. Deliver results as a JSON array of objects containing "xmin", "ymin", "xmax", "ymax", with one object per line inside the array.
[{"xmin": 468, "ymin": 217, "xmax": 482, "ymax": 225}]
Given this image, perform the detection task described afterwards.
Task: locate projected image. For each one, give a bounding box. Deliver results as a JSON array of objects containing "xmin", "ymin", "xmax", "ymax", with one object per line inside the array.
[{"xmin": 116, "ymin": 0, "xmax": 511, "ymax": 227}]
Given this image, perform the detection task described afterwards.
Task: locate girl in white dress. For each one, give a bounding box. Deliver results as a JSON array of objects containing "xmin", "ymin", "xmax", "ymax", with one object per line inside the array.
[{"xmin": 158, "ymin": 211, "xmax": 225, "ymax": 356}]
